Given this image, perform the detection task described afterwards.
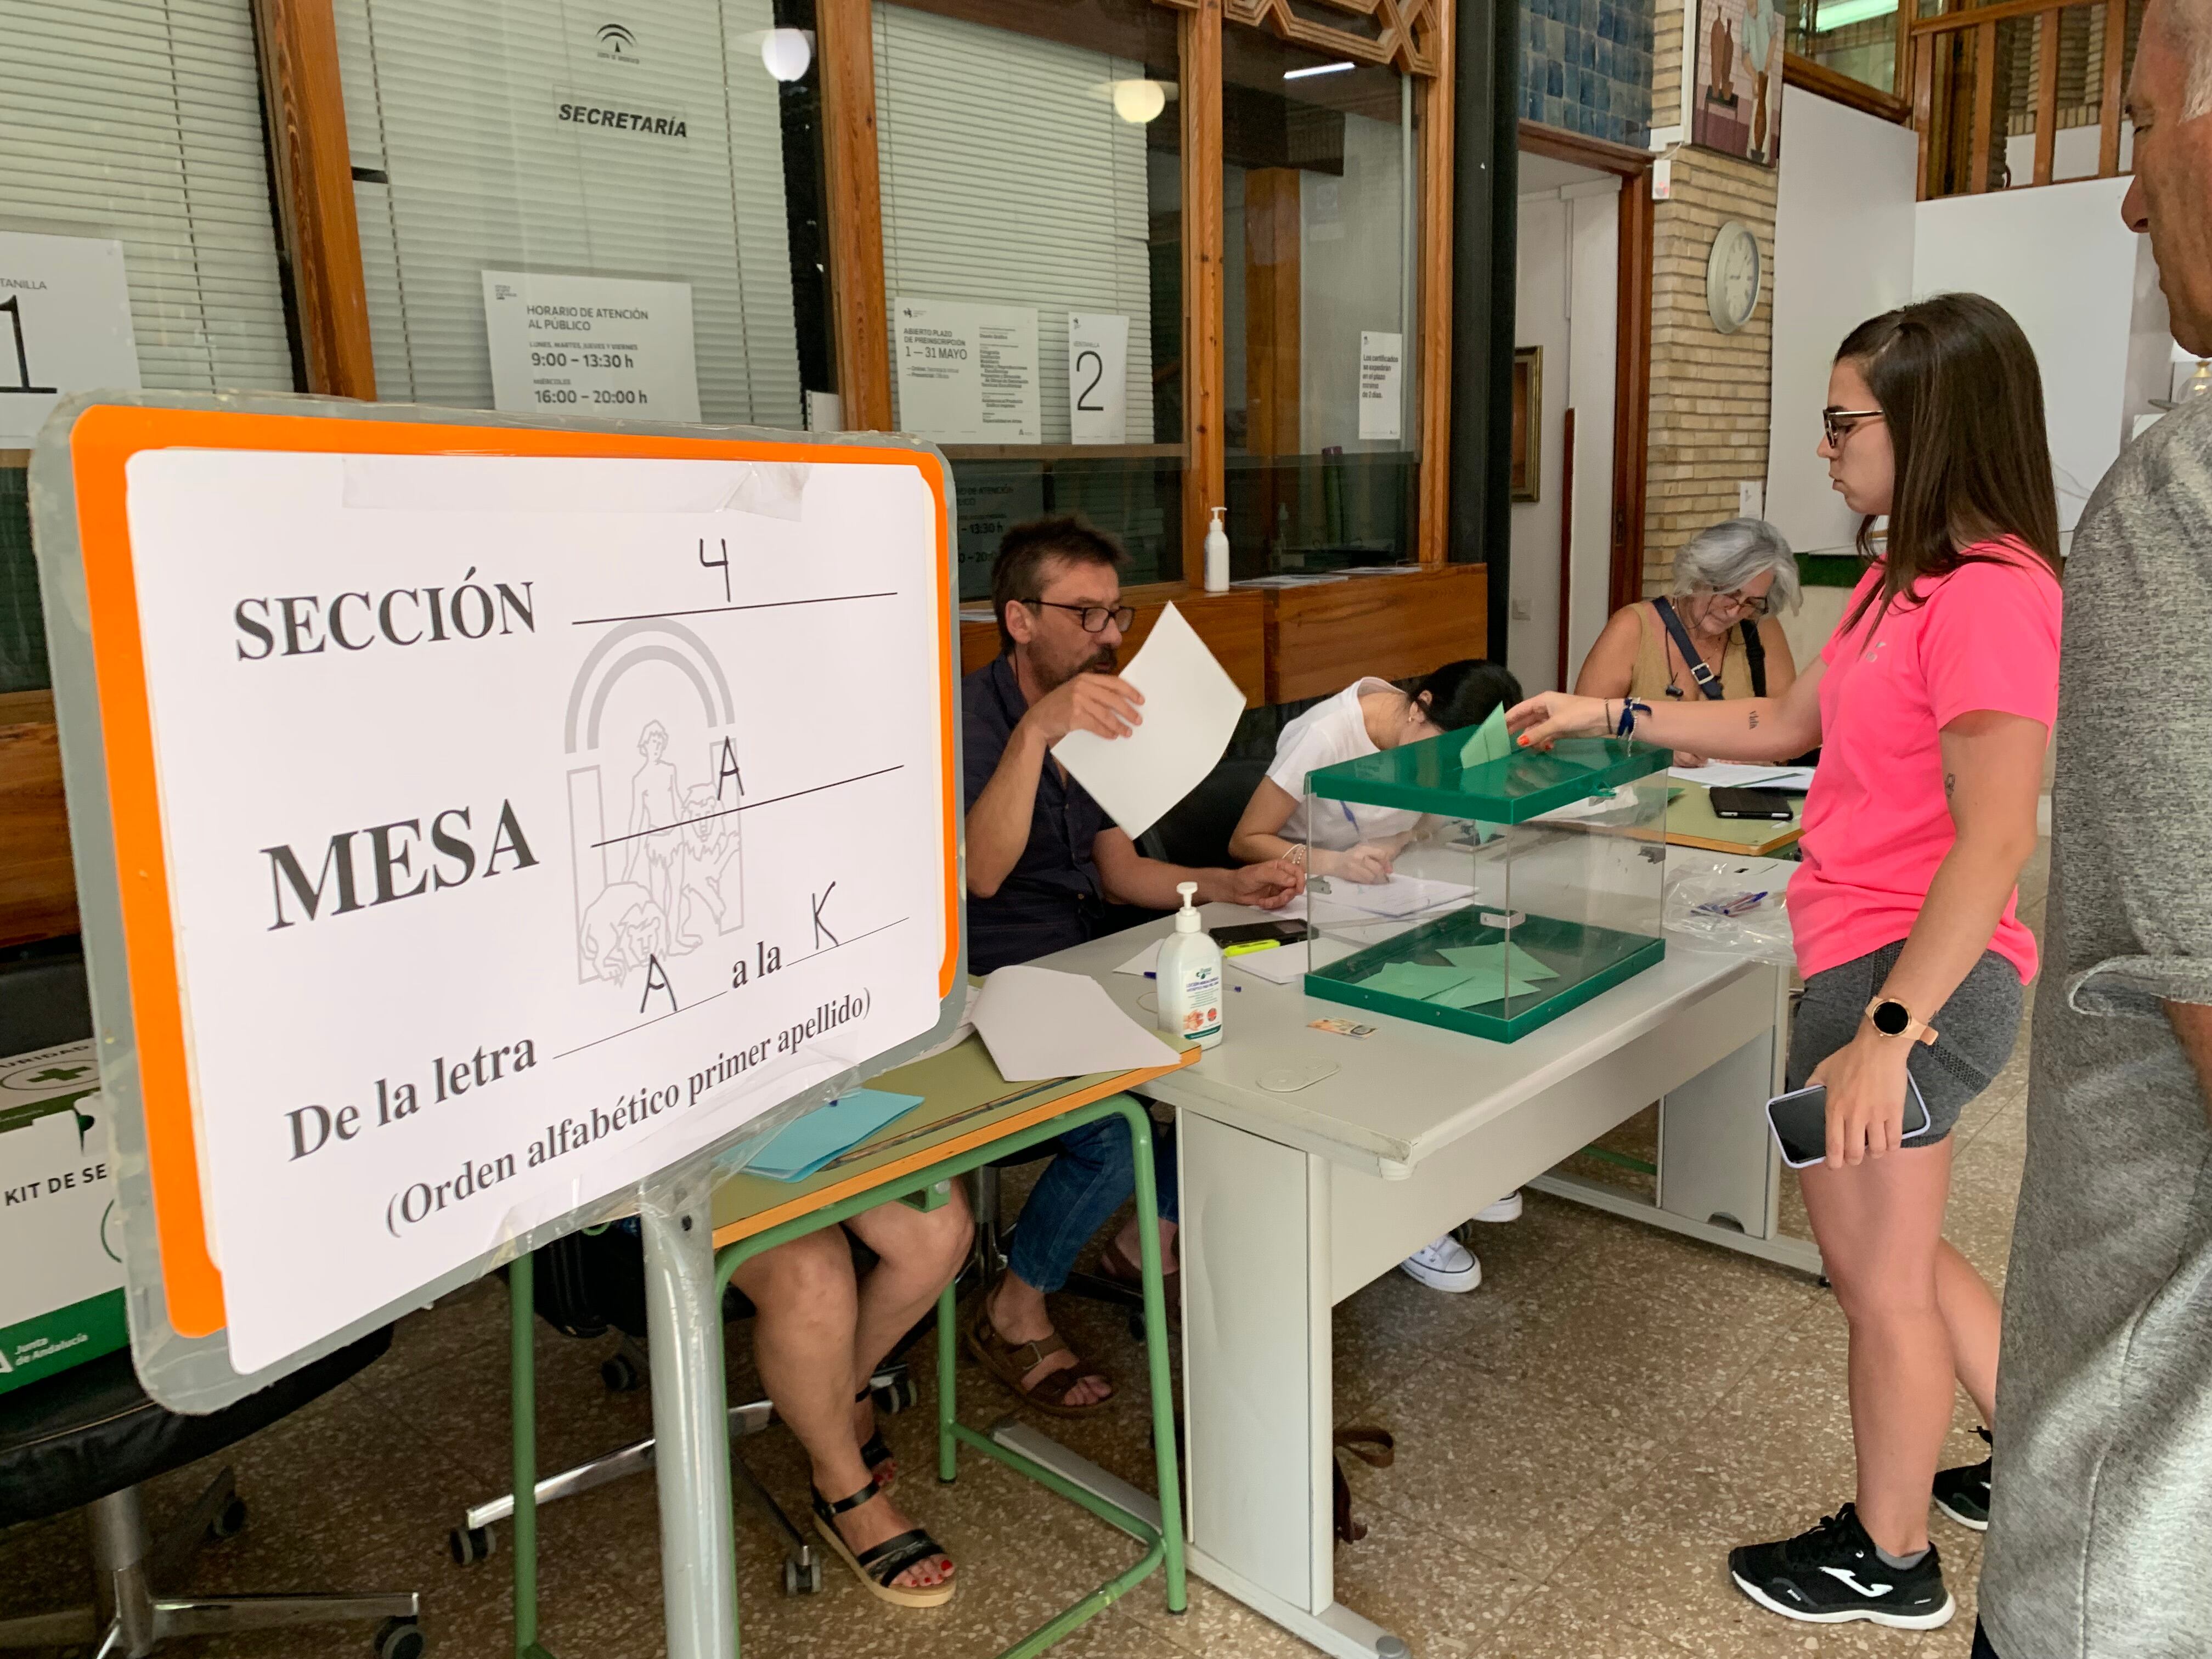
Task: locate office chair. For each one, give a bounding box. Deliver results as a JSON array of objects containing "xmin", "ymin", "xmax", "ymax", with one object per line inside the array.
[
  {"xmin": 0, "ymin": 1331, "xmax": 422, "ymax": 1658},
  {"xmin": 971, "ymin": 755, "xmax": 1273, "ymax": 1324},
  {"xmin": 0, "ymin": 943, "xmax": 426, "ymax": 1657},
  {"xmin": 447, "ymin": 1223, "xmax": 917, "ymax": 1597}
]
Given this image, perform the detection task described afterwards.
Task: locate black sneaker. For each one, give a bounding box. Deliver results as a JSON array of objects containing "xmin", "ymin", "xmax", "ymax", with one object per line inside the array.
[
  {"xmin": 1728, "ymin": 1504, "xmax": 1954, "ymax": 1629},
  {"xmin": 1933, "ymin": 1429, "xmax": 1993, "ymax": 1531}
]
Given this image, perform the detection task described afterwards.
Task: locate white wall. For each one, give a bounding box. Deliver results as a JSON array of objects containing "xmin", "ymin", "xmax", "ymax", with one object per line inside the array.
[
  {"xmin": 1913, "ymin": 176, "xmax": 2138, "ymax": 530},
  {"xmin": 1509, "ymin": 172, "xmax": 1621, "ymax": 696},
  {"xmin": 1767, "ymin": 87, "xmax": 1919, "ymax": 557}
]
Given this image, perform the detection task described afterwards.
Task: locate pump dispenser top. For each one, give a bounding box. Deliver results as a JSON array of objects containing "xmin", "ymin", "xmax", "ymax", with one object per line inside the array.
[{"xmin": 1174, "ymin": 881, "xmax": 1201, "ymax": 931}]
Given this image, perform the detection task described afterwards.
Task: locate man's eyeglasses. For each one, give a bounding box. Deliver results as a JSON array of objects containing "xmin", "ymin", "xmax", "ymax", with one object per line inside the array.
[
  {"xmin": 1822, "ymin": 407, "xmax": 1884, "ymax": 448},
  {"xmin": 1025, "ymin": 599, "xmax": 1137, "ymax": 633}
]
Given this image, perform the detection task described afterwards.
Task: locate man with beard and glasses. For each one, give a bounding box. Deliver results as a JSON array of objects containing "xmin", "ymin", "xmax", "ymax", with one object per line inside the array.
[{"xmin": 960, "ymin": 517, "xmax": 1300, "ymax": 1415}]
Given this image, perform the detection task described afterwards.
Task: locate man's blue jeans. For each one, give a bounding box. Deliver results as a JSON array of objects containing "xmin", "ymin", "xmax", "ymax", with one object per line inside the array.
[{"xmin": 1005, "ymin": 1112, "xmax": 1178, "ymax": 1294}]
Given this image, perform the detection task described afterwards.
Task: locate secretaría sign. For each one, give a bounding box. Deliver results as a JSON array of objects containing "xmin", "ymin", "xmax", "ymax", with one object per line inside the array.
[{"xmin": 33, "ymin": 400, "xmax": 962, "ymax": 1393}]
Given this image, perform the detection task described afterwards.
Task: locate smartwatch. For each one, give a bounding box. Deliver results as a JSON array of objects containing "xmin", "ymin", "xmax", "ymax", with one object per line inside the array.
[{"xmin": 1866, "ymin": 997, "xmax": 1939, "ymax": 1047}]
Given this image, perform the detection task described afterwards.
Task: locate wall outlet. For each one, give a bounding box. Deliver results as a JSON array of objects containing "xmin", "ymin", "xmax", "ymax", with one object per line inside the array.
[
  {"xmin": 1510, "ymin": 597, "xmax": 1533, "ymax": 620},
  {"xmin": 1738, "ymin": 481, "xmax": 1765, "ymax": 520}
]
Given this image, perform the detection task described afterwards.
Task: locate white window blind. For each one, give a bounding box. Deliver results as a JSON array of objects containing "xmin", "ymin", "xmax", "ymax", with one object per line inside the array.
[
  {"xmin": 0, "ymin": 0, "xmax": 295, "ymax": 394},
  {"xmin": 872, "ymin": 3, "xmax": 1157, "ymax": 445},
  {"xmin": 335, "ymin": 0, "xmax": 802, "ymax": 427}
]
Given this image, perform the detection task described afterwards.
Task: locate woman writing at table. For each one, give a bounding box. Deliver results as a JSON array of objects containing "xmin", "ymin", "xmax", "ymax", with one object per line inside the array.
[
  {"xmin": 1227, "ymin": 658, "xmax": 1527, "ymax": 1295},
  {"xmin": 1574, "ymin": 516, "xmax": 1802, "ymax": 766},
  {"xmin": 1512, "ymin": 294, "xmax": 2059, "ymax": 1634}
]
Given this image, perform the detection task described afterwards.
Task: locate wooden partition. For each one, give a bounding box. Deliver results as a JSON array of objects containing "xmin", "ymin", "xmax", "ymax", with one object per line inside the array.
[
  {"xmin": 0, "ymin": 692, "xmax": 76, "ymax": 949},
  {"xmin": 958, "ymin": 585, "xmax": 1267, "ymax": 706},
  {"xmin": 1907, "ymin": 0, "xmax": 2134, "ymax": 199},
  {"xmin": 1263, "ymin": 564, "xmax": 1487, "ymax": 704}
]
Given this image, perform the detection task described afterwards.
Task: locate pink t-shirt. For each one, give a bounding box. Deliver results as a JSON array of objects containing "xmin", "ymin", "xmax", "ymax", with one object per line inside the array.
[{"xmin": 1786, "ymin": 541, "xmax": 2061, "ymax": 983}]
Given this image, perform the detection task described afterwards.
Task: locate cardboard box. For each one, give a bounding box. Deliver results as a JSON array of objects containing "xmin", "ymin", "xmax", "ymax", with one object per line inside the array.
[{"xmin": 0, "ymin": 1041, "xmax": 126, "ymax": 1394}]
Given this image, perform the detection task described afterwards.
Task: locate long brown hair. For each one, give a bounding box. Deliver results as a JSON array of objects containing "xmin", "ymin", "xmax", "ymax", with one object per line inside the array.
[{"xmin": 1835, "ymin": 292, "xmax": 2062, "ymax": 634}]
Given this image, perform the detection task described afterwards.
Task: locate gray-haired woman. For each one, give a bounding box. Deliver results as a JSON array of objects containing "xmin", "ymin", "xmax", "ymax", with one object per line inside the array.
[{"xmin": 1574, "ymin": 516, "xmax": 1801, "ymax": 765}]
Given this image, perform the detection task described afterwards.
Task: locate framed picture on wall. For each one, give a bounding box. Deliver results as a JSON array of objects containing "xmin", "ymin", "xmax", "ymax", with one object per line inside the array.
[
  {"xmin": 1692, "ymin": 0, "xmax": 1784, "ymax": 166},
  {"xmin": 1510, "ymin": 346, "xmax": 1541, "ymax": 503}
]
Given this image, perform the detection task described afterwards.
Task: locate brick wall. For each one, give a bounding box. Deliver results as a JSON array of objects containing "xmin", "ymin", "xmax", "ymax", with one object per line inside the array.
[{"xmin": 1642, "ymin": 0, "xmax": 1777, "ymax": 592}]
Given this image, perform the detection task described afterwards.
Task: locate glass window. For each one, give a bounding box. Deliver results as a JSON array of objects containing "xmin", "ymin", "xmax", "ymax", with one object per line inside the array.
[
  {"xmin": 1, "ymin": 0, "xmax": 298, "ymax": 692},
  {"xmin": 872, "ymin": 0, "xmax": 1183, "ymax": 597},
  {"xmin": 1222, "ymin": 31, "xmax": 1417, "ymax": 580},
  {"xmin": 1784, "ymin": 0, "xmax": 1900, "ymax": 97},
  {"xmin": 334, "ymin": 0, "xmax": 832, "ymax": 427}
]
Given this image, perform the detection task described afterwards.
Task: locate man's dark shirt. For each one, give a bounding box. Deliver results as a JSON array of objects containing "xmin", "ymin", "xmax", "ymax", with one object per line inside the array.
[{"xmin": 962, "ymin": 654, "xmax": 1115, "ymax": 974}]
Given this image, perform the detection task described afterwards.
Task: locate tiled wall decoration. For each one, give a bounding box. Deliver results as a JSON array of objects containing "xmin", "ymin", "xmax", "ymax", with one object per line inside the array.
[{"xmin": 1522, "ymin": 0, "xmax": 1657, "ymax": 149}]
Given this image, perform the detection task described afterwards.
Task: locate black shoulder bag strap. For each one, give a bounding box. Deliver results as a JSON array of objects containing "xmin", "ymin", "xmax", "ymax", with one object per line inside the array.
[
  {"xmin": 1739, "ymin": 618, "xmax": 1767, "ymax": 698},
  {"xmin": 1652, "ymin": 597, "xmax": 1726, "ymax": 700}
]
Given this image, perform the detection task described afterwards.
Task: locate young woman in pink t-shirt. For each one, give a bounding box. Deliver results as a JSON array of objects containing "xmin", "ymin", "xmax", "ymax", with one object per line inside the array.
[{"xmin": 1510, "ymin": 293, "xmax": 2061, "ymax": 1634}]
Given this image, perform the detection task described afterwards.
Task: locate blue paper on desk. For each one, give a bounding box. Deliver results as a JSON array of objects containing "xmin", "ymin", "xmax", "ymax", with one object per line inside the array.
[{"xmin": 746, "ymin": 1090, "xmax": 928, "ymax": 1182}]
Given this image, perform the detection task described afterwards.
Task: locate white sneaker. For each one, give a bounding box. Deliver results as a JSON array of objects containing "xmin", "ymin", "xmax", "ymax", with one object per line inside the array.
[
  {"xmin": 1400, "ymin": 1234, "xmax": 1481, "ymax": 1293},
  {"xmin": 1474, "ymin": 1190, "xmax": 1523, "ymax": 1224}
]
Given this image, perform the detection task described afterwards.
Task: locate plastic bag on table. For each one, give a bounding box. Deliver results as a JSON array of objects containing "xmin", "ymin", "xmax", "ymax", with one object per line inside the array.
[{"xmin": 1664, "ymin": 853, "xmax": 1796, "ymax": 964}]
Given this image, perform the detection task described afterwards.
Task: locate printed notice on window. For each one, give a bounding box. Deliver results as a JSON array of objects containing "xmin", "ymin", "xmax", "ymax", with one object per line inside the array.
[
  {"xmin": 893, "ymin": 297, "xmax": 1039, "ymax": 443},
  {"xmin": 1359, "ymin": 330, "xmax": 1404, "ymax": 442},
  {"xmin": 483, "ymin": 271, "xmax": 702, "ymax": 422}
]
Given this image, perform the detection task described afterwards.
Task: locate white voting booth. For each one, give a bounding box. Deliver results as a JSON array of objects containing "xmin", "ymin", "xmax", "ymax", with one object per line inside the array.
[{"xmin": 30, "ymin": 396, "xmax": 966, "ymax": 1423}]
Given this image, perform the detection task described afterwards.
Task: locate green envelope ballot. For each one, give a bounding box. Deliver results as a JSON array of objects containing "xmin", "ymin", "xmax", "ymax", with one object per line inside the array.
[
  {"xmin": 1456, "ymin": 706, "xmax": 1513, "ymax": 844},
  {"xmin": 1301, "ymin": 723, "xmax": 1672, "ymax": 1041},
  {"xmin": 1439, "ymin": 941, "xmax": 1560, "ymax": 984},
  {"xmin": 746, "ymin": 1088, "xmax": 928, "ymax": 1182},
  {"xmin": 1357, "ymin": 962, "xmax": 1477, "ymax": 1001}
]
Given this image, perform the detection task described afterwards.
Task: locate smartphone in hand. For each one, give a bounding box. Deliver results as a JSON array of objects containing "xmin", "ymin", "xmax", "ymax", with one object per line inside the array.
[{"xmin": 1765, "ymin": 1075, "xmax": 1934, "ymax": 1169}]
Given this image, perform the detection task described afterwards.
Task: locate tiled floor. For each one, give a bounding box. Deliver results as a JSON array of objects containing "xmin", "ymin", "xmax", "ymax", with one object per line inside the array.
[{"xmin": 0, "ymin": 858, "xmax": 2049, "ymax": 1659}]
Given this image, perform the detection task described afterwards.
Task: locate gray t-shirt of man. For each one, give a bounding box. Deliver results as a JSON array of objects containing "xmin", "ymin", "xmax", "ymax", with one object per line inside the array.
[{"xmin": 1981, "ymin": 393, "xmax": 2212, "ymax": 1659}]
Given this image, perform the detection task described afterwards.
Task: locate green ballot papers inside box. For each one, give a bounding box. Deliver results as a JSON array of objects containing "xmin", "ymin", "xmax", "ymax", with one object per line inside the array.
[
  {"xmin": 0, "ymin": 1042, "xmax": 127, "ymax": 1395},
  {"xmin": 1302, "ymin": 718, "xmax": 1671, "ymax": 1042}
]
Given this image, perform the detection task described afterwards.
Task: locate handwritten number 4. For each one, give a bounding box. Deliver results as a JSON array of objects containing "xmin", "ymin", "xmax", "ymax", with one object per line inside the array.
[{"xmin": 699, "ymin": 537, "xmax": 731, "ymax": 603}]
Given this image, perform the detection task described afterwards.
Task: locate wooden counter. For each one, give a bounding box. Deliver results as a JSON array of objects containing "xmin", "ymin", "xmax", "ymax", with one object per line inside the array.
[
  {"xmin": 957, "ymin": 583, "xmax": 1268, "ymax": 708},
  {"xmin": 0, "ymin": 691, "xmax": 77, "ymax": 949},
  {"xmin": 1263, "ymin": 564, "xmax": 1488, "ymax": 706}
]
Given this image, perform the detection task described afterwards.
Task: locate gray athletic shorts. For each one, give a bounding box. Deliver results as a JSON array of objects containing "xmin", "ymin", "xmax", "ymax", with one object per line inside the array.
[{"xmin": 1785, "ymin": 940, "xmax": 2024, "ymax": 1144}]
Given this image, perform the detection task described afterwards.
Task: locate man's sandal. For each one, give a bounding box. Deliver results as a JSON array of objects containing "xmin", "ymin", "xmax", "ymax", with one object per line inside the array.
[
  {"xmin": 963, "ymin": 1297, "xmax": 1114, "ymax": 1418},
  {"xmin": 856, "ymin": 1385, "xmax": 895, "ymax": 1487},
  {"xmin": 1097, "ymin": 1235, "xmax": 1181, "ymax": 1331},
  {"xmin": 810, "ymin": 1480, "xmax": 955, "ymax": 1608}
]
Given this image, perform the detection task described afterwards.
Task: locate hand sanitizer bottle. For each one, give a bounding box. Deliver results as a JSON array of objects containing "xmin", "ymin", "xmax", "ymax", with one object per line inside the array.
[
  {"xmin": 1156, "ymin": 882, "xmax": 1224, "ymax": 1048},
  {"xmin": 1204, "ymin": 506, "xmax": 1231, "ymax": 593}
]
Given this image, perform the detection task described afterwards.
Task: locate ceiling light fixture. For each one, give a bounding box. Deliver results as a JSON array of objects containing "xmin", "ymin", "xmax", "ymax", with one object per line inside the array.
[
  {"xmin": 760, "ymin": 27, "xmax": 813, "ymax": 82},
  {"xmin": 1284, "ymin": 60, "xmax": 1356, "ymax": 80}
]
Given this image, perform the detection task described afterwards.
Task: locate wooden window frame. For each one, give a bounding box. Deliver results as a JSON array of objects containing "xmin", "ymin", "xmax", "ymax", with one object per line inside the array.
[{"xmin": 249, "ymin": 0, "xmax": 1466, "ymax": 632}]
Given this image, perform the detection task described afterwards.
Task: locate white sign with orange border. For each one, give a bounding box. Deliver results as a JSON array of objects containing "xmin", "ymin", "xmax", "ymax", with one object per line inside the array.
[{"xmin": 32, "ymin": 397, "xmax": 964, "ymax": 1400}]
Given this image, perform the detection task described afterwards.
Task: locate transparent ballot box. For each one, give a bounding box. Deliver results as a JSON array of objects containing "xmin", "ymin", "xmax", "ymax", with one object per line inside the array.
[{"xmin": 1301, "ymin": 732, "xmax": 1670, "ymax": 1041}]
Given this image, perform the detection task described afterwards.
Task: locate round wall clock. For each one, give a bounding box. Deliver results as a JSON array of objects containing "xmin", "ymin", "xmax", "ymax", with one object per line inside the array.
[{"xmin": 1705, "ymin": 220, "xmax": 1762, "ymax": 335}]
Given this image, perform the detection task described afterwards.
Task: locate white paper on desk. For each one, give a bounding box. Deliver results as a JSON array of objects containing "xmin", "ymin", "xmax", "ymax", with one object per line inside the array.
[
  {"xmin": 1228, "ymin": 941, "xmax": 1309, "ymax": 984},
  {"xmin": 1114, "ymin": 940, "xmax": 1163, "ymax": 977},
  {"xmin": 1329, "ymin": 873, "xmax": 1476, "ymax": 919},
  {"xmin": 1051, "ymin": 603, "xmax": 1244, "ymax": 839},
  {"xmin": 973, "ymin": 966, "xmax": 1179, "ymax": 1082},
  {"xmin": 1669, "ymin": 763, "xmax": 1800, "ymax": 789}
]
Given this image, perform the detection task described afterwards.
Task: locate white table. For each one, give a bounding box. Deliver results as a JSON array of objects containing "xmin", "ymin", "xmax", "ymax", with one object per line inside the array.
[{"xmin": 998, "ymin": 884, "xmax": 1810, "ymax": 1659}]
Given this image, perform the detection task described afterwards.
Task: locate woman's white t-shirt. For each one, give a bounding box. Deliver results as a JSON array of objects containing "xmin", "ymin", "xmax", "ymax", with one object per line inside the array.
[{"xmin": 1267, "ymin": 677, "xmax": 1425, "ymax": 853}]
